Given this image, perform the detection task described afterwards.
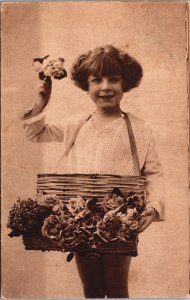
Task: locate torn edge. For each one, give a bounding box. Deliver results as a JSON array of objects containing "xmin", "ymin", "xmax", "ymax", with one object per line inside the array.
[{"xmin": 186, "ymin": 2, "xmax": 190, "ymax": 296}]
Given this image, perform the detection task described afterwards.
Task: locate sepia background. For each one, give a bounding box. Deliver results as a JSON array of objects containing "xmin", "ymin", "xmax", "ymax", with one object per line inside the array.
[{"xmin": 2, "ymin": 2, "xmax": 189, "ymax": 298}]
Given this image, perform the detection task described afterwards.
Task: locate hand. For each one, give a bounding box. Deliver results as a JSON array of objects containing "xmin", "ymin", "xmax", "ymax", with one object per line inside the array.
[
  {"xmin": 137, "ymin": 208, "xmax": 158, "ymax": 233},
  {"xmin": 32, "ymin": 77, "xmax": 52, "ymax": 116},
  {"xmin": 37, "ymin": 76, "xmax": 52, "ymax": 103}
]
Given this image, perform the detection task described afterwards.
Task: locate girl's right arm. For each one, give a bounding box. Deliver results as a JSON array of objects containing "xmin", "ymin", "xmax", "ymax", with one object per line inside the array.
[{"xmin": 21, "ymin": 77, "xmax": 65, "ymax": 143}]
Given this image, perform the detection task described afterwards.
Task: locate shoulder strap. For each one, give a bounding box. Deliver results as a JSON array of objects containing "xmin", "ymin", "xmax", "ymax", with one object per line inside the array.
[{"xmin": 122, "ymin": 112, "xmax": 141, "ymax": 176}]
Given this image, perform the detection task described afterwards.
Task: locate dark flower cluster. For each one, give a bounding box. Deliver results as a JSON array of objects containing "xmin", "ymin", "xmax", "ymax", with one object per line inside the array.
[{"xmin": 7, "ymin": 197, "xmax": 51, "ymax": 237}]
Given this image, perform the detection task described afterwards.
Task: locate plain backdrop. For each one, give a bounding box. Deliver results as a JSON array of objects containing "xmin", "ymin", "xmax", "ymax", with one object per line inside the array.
[{"xmin": 2, "ymin": 2, "xmax": 189, "ymax": 298}]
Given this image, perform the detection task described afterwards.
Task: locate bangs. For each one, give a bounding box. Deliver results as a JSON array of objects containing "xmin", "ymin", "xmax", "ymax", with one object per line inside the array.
[{"xmin": 88, "ymin": 53, "xmax": 122, "ymax": 77}]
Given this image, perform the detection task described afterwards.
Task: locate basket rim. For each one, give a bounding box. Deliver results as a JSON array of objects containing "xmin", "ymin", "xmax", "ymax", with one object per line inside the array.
[{"xmin": 37, "ymin": 173, "xmax": 146, "ymax": 179}]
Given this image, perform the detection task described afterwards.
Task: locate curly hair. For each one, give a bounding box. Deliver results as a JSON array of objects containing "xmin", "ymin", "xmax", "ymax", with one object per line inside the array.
[{"xmin": 71, "ymin": 45, "xmax": 143, "ymax": 93}]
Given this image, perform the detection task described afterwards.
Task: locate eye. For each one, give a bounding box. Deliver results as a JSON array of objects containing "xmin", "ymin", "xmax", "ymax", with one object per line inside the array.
[
  {"xmin": 109, "ymin": 76, "xmax": 121, "ymax": 83},
  {"xmin": 91, "ymin": 77, "xmax": 102, "ymax": 83}
]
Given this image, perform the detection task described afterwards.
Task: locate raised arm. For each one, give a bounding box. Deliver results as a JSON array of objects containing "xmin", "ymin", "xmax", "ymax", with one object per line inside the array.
[{"xmin": 21, "ymin": 77, "xmax": 65, "ymax": 142}]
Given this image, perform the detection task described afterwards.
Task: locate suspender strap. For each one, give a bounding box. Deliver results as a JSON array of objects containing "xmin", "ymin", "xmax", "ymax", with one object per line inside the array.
[{"xmin": 122, "ymin": 112, "xmax": 141, "ymax": 176}]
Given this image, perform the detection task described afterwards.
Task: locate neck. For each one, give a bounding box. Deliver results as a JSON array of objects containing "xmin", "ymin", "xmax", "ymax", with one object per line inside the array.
[{"xmin": 94, "ymin": 106, "xmax": 122, "ymax": 119}]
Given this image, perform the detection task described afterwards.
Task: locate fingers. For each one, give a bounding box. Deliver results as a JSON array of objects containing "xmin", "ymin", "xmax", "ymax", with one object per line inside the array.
[
  {"xmin": 140, "ymin": 207, "xmax": 155, "ymax": 217},
  {"xmin": 137, "ymin": 216, "xmax": 153, "ymax": 233},
  {"xmin": 38, "ymin": 77, "xmax": 52, "ymax": 97}
]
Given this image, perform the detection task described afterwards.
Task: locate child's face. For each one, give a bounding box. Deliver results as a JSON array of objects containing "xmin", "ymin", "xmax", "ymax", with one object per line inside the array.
[{"xmin": 88, "ymin": 75, "xmax": 124, "ymax": 109}]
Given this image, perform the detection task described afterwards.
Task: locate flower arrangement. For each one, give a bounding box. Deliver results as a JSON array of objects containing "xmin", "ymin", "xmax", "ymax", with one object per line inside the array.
[
  {"xmin": 7, "ymin": 188, "xmax": 147, "ymax": 260},
  {"xmin": 33, "ymin": 55, "xmax": 67, "ymax": 80}
]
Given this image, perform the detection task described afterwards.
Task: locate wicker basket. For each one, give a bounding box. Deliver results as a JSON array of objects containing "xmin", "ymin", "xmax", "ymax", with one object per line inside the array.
[{"xmin": 18, "ymin": 173, "xmax": 146, "ymax": 256}]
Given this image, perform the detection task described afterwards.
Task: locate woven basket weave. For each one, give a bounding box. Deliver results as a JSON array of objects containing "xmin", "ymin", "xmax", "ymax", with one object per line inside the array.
[{"xmin": 37, "ymin": 173, "xmax": 146, "ymax": 203}]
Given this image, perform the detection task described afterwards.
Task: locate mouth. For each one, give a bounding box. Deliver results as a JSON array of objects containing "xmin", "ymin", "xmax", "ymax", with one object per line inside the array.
[{"xmin": 99, "ymin": 95, "xmax": 114, "ymax": 100}]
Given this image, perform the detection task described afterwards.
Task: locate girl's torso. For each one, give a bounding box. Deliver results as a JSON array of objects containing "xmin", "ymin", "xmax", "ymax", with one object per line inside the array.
[{"xmin": 56, "ymin": 115, "xmax": 140, "ymax": 176}]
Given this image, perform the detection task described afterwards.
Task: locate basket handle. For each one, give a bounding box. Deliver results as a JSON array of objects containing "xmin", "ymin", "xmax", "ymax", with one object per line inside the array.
[{"xmin": 122, "ymin": 112, "xmax": 141, "ymax": 176}]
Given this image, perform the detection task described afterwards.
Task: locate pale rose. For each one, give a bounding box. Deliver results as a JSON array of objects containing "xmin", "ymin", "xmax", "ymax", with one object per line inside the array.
[
  {"xmin": 103, "ymin": 195, "xmax": 124, "ymax": 210},
  {"xmin": 33, "ymin": 56, "xmax": 67, "ymax": 80},
  {"xmin": 96, "ymin": 211, "xmax": 122, "ymax": 242},
  {"xmin": 33, "ymin": 61, "xmax": 43, "ymax": 72},
  {"xmin": 42, "ymin": 214, "xmax": 67, "ymax": 240},
  {"xmin": 67, "ymin": 197, "xmax": 86, "ymax": 215},
  {"xmin": 36, "ymin": 193, "xmax": 63, "ymax": 208}
]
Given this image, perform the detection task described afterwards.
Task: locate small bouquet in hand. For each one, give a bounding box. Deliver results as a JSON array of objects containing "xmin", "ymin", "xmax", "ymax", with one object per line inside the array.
[{"xmin": 33, "ymin": 55, "xmax": 67, "ymax": 80}]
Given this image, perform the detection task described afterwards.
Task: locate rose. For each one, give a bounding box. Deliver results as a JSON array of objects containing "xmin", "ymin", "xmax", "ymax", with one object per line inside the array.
[
  {"xmin": 96, "ymin": 211, "xmax": 122, "ymax": 242},
  {"xmin": 67, "ymin": 196, "xmax": 86, "ymax": 216},
  {"xmin": 103, "ymin": 194, "xmax": 124, "ymax": 211},
  {"xmin": 36, "ymin": 193, "xmax": 63, "ymax": 209},
  {"xmin": 36, "ymin": 193, "xmax": 65, "ymax": 216},
  {"xmin": 74, "ymin": 210, "xmax": 98, "ymax": 243},
  {"xmin": 119, "ymin": 208, "xmax": 139, "ymax": 227},
  {"xmin": 60, "ymin": 225, "xmax": 77, "ymax": 249},
  {"xmin": 41, "ymin": 213, "xmax": 79, "ymax": 249},
  {"xmin": 103, "ymin": 211, "xmax": 121, "ymax": 230},
  {"xmin": 74, "ymin": 209, "xmax": 95, "ymax": 227},
  {"xmin": 118, "ymin": 209, "xmax": 140, "ymax": 234},
  {"xmin": 41, "ymin": 214, "xmax": 68, "ymax": 241},
  {"xmin": 33, "ymin": 61, "xmax": 42, "ymax": 73}
]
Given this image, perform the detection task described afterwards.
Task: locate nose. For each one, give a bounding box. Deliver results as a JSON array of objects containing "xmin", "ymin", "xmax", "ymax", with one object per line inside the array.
[{"xmin": 101, "ymin": 78, "xmax": 111, "ymax": 91}]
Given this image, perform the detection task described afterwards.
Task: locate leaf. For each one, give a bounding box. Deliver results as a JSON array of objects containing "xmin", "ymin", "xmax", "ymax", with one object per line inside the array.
[
  {"xmin": 33, "ymin": 55, "xmax": 49, "ymax": 64},
  {"xmin": 111, "ymin": 187, "xmax": 124, "ymax": 198}
]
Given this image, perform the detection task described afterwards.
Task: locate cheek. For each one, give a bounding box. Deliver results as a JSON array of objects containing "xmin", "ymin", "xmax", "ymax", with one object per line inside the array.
[{"xmin": 89, "ymin": 86, "xmax": 99, "ymax": 95}]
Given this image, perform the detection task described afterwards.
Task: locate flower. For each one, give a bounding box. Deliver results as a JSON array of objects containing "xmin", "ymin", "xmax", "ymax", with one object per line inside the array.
[
  {"xmin": 36, "ymin": 193, "xmax": 65, "ymax": 215},
  {"xmin": 41, "ymin": 214, "xmax": 68, "ymax": 241},
  {"xmin": 67, "ymin": 196, "xmax": 86, "ymax": 216},
  {"xmin": 96, "ymin": 211, "xmax": 122, "ymax": 242},
  {"xmin": 103, "ymin": 211, "xmax": 121, "ymax": 230},
  {"xmin": 33, "ymin": 56, "xmax": 67, "ymax": 80},
  {"xmin": 8, "ymin": 188, "xmax": 145, "ymax": 252},
  {"xmin": 126, "ymin": 192, "xmax": 146, "ymax": 213},
  {"xmin": 7, "ymin": 198, "xmax": 51, "ymax": 235},
  {"xmin": 118, "ymin": 209, "xmax": 140, "ymax": 232},
  {"xmin": 103, "ymin": 194, "xmax": 124, "ymax": 211}
]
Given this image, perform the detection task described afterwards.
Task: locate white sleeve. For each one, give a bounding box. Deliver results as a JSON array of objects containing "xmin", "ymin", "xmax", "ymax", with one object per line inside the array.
[
  {"xmin": 142, "ymin": 131, "xmax": 166, "ymax": 221},
  {"xmin": 20, "ymin": 109, "xmax": 65, "ymax": 142}
]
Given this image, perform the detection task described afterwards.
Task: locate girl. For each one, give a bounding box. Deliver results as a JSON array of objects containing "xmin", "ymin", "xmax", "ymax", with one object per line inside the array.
[{"xmin": 22, "ymin": 45, "xmax": 165, "ymax": 298}]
